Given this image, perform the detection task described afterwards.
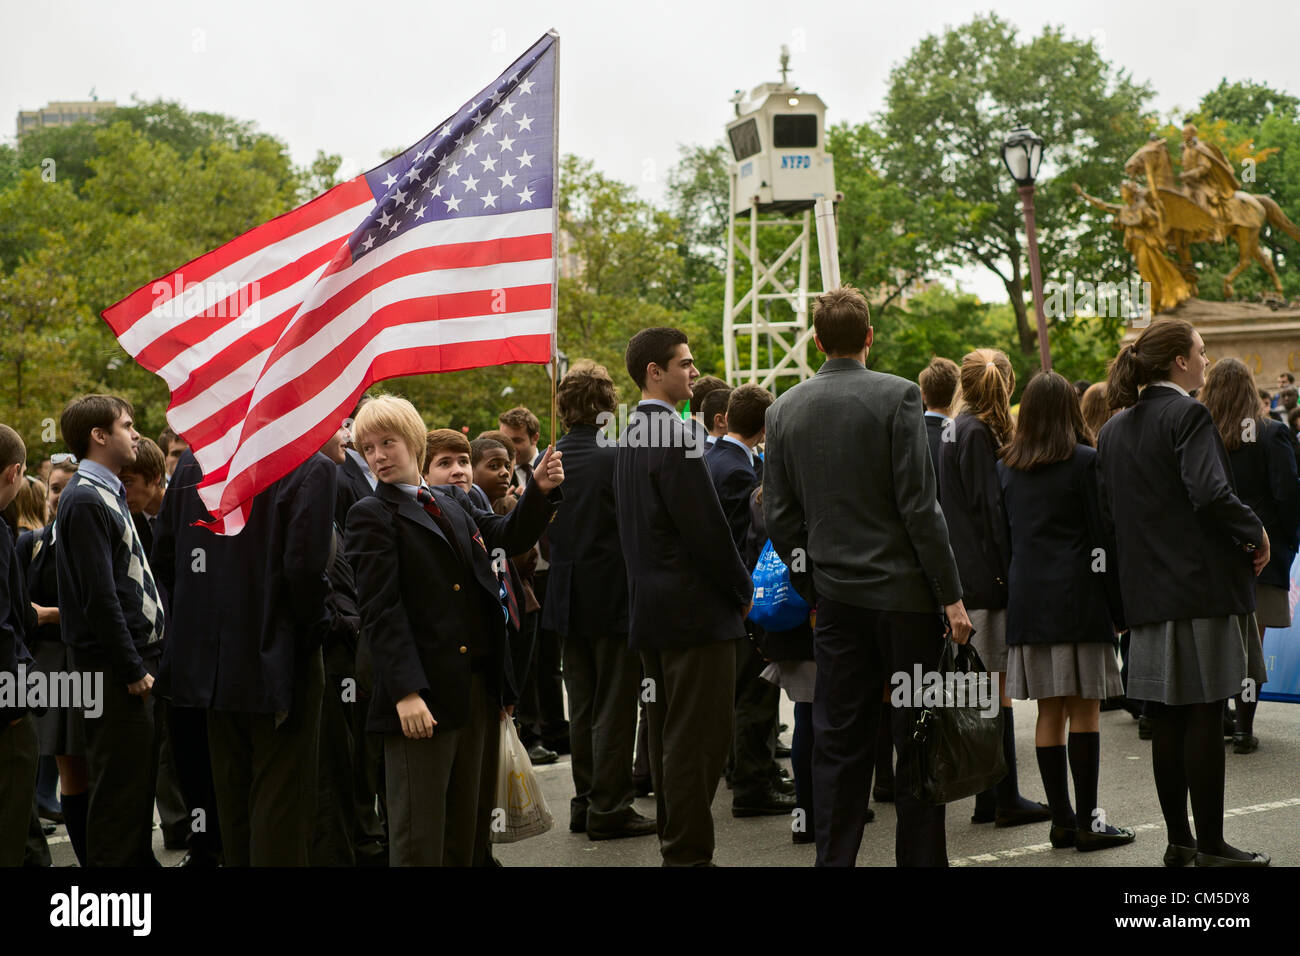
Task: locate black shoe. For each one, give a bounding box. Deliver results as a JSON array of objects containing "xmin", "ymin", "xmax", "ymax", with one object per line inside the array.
[
  {"xmin": 1196, "ymin": 850, "xmax": 1270, "ymax": 867},
  {"xmin": 873, "ymin": 784, "xmax": 895, "ymax": 803},
  {"xmin": 1076, "ymin": 825, "xmax": 1136, "ymax": 852},
  {"xmin": 41, "ymin": 822, "xmax": 57, "ymax": 836},
  {"xmin": 774, "ymin": 741, "xmax": 792, "ymax": 758},
  {"xmin": 587, "ymin": 811, "xmax": 657, "ymax": 841},
  {"xmin": 772, "ymin": 776, "xmax": 796, "ymax": 796},
  {"xmin": 1231, "ymin": 733, "xmax": 1259, "ymax": 754},
  {"xmin": 527, "ymin": 742, "xmax": 558, "ymax": 765},
  {"xmin": 569, "ymin": 808, "xmax": 587, "ymax": 833},
  {"xmin": 37, "ymin": 805, "xmax": 64, "ymax": 825},
  {"xmin": 1099, "ymin": 696, "xmax": 1125, "ymax": 712},
  {"xmin": 163, "ymin": 834, "xmax": 189, "ymax": 852},
  {"xmin": 1138, "ymin": 716, "xmax": 1153, "ymax": 740},
  {"xmin": 1163, "ymin": 842, "xmax": 1197, "ymax": 867},
  {"xmin": 732, "ymin": 787, "xmax": 797, "ymax": 817},
  {"xmin": 994, "ymin": 802, "xmax": 1052, "ymax": 828},
  {"xmin": 1049, "ymin": 825, "xmax": 1076, "ymax": 848},
  {"xmin": 864, "ymin": 808, "xmax": 876, "ymax": 824},
  {"xmin": 791, "ymin": 829, "xmax": 815, "ymax": 845},
  {"xmin": 544, "ymin": 737, "xmax": 571, "ymax": 757},
  {"xmin": 971, "ymin": 809, "xmax": 996, "ymax": 824},
  {"xmin": 632, "ymin": 776, "xmax": 653, "ymax": 797},
  {"xmin": 778, "ymin": 722, "xmax": 789, "ymax": 735}
]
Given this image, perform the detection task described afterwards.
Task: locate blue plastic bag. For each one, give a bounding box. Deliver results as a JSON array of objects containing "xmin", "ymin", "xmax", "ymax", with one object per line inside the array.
[{"xmin": 748, "ymin": 539, "xmax": 810, "ymax": 632}]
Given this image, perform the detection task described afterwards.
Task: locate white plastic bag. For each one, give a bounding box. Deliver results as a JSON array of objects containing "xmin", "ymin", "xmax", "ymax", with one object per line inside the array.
[{"xmin": 490, "ymin": 717, "xmax": 554, "ymax": 844}]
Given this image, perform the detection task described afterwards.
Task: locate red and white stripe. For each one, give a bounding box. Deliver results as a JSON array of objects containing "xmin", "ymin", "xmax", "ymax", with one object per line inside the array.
[{"xmin": 103, "ymin": 176, "xmax": 554, "ymax": 534}]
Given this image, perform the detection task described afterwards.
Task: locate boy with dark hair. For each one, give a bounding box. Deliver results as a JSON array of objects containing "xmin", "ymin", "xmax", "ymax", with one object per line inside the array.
[
  {"xmin": 498, "ymin": 406, "xmax": 542, "ymax": 489},
  {"xmin": 424, "ymin": 429, "xmax": 473, "ymax": 493},
  {"xmin": 469, "ymin": 437, "xmax": 514, "ymax": 511},
  {"xmin": 615, "ymin": 327, "xmax": 753, "ymax": 866},
  {"xmin": 55, "ymin": 395, "xmax": 166, "ymax": 866},
  {"xmin": 120, "ymin": 435, "xmax": 189, "ymax": 852},
  {"xmin": 0, "ymin": 424, "xmax": 39, "ymax": 867},
  {"xmin": 156, "ymin": 426, "xmax": 188, "ymax": 479},
  {"xmin": 546, "ymin": 361, "xmax": 653, "ymax": 839},
  {"xmin": 119, "ymin": 437, "xmax": 167, "ymax": 555},
  {"xmin": 699, "ymin": 387, "xmax": 733, "ymax": 446},
  {"xmin": 918, "ymin": 357, "xmax": 960, "ymax": 478},
  {"xmin": 704, "ymin": 384, "xmax": 788, "ymax": 819},
  {"xmin": 688, "ymin": 375, "xmax": 730, "ymax": 447},
  {"xmin": 764, "ymin": 286, "xmax": 972, "ymax": 866},
  {"xmin": 472, "ymin": 432, "xmax": 557, "ymax": 764}
]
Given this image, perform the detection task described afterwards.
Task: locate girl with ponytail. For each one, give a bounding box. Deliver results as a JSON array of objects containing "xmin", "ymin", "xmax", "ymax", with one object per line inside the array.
[
  {"xmin": 1096, "ymin": 318, "xmax": 1272, "ymax": 866},
  {"xmin": 939, "ymin": 349, "xmax": 1051, "ymax": 828}
]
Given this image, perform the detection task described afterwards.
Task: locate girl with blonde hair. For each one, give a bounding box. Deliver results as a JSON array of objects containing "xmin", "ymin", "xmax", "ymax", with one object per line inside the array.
[{"xmin": 940, "ymin": 349, "xmax": 1051, "ymax": 827}]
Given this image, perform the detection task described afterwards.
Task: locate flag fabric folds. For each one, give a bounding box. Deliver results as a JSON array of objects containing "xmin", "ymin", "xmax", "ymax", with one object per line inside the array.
[{"xmin": 102, "ymin": 32, "xmax": 559, "ymax": 533}]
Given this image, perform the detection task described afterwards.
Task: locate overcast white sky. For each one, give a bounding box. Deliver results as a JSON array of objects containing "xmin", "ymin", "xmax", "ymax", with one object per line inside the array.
[{"xmin": 4, "ymin": 0, "xmax": 1299, "ymax": 300}]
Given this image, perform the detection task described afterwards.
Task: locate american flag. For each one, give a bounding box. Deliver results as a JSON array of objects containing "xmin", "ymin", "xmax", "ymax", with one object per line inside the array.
[{"xmin": 102, "ymin": 32, "xmax": 559, "ymax": 534}]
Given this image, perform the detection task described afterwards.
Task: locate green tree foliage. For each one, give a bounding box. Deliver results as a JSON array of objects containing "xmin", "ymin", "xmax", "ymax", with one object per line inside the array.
[{"xmin": 875, "ymin": 13, "xmax": 1154, "ymax": 362}]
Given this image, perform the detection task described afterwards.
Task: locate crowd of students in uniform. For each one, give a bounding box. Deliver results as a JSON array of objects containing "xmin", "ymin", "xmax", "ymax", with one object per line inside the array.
[{"xmin": 1, "ymin": 286, "xmax": 1296, "ymax": 867}]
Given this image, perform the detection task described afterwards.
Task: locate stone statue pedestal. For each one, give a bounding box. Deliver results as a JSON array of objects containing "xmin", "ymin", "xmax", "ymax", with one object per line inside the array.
[{"xmin": 1121, "ymin": 298, "xmax": 1300, "ymax": 384}]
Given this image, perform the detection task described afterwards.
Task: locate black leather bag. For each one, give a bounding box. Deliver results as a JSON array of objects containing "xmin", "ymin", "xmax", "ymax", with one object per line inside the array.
[{"xmin": 910, "ymin": 640, "xmax": 1007, "ymax": 805}]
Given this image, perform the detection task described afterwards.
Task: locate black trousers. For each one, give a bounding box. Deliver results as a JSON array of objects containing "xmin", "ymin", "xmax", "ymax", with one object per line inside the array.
[
  {"xmin": 312, "ymin": 642, "xmax": 358, "ymax": 866},
  {"xmin": 640, "ymin": 640, "xmax": 735, "ymax": 866},
  {"xmin": 207, "ymin": 648, "xmax": 324, "ymax": 866},
  {"xmin": 168, "ymin": 703, "xmax": 222, "ymax": 859},
  {"xmin": 732, "ymin": 635, "xmax": 780, "ymax": 800},
  {"xmin": 0, "ymin": 713, "xmax": 39, "ymax": 867},
  {"xmin": 353, "ymin": 632, "xmax": 388, "ymax": 863},
  {"xmin": 812, "ymin": 598, "xmax": 947, "ymax": 867},
  {"xmin": 71, "ymin": 648, "xmax": 162, "ymax": 867},
  {"xmin": 154, "ymin": 697, "xmax": 190, "ymax": 846},
  {"xmin": 563, "ymin": 631, "xmax": 640, "ymax": 831},
  {"xmin": 518, "ymin": 571, "xmax": 568, "ymax": 747}
]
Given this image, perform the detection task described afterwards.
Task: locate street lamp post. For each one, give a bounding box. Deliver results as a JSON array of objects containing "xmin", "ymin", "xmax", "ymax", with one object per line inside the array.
[{"xmin": 1001, "ymin": 126, "xmax": 1052, "ymax": 373}]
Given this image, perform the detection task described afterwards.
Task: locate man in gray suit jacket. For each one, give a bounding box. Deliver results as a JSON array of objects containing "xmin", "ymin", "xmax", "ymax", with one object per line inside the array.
[{"xmin": 763, "ymin": 286, "xmax": 973, "ymax": 867}]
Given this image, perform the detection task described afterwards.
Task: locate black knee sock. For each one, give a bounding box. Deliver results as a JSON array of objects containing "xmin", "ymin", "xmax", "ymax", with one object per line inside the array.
[
  {"xmin": 61, "ymin": 791, "xmax": 88, "ymax": 867},
  {"xmin": 1034, "ymin": 745, "xmax": 1074, "ymax": 828},
  {"xmin": 1234, "ymin": 694, "xmax": 1257, "ymax": 737},
  {"xmin": 995, "ymin": 707, "xmax": 1026, "ymax": 808},
  {"xmin": 873, "ymin": 701, "xmax": 894, "ymax": 790},
  {"xmin": 1185, "ymin": 700, "xmax": 1238, "ymax": 857},
  {"xmin": 1148, "ymin": 705, "xmax": 1194, "ymax": 847},
  {"xmin": 1067, "ymin": 732, "xmax": 1101, "ymax": 832}
]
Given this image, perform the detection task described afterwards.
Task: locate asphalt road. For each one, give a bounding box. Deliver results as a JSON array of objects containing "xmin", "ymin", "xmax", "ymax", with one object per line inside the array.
[{"xmin": 39, "ymin": 695, "xmax": 1296, "ymax": 868}]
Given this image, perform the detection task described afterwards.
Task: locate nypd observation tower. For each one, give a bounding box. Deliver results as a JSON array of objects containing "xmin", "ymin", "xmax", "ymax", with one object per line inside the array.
[{"xmin": 723, "ymin": 46, "xmax": 841, "ymax": 389}]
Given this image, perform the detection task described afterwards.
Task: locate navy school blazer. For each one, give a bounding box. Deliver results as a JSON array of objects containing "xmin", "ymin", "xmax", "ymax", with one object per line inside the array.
[{"xmin": 345, "ymin": 478, "xmax": 559, "ymax": 734}]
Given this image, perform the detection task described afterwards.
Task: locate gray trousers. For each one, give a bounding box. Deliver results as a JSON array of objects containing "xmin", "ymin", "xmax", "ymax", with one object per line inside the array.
[
  {"xmin": 385, "ymin": 671, "xmax": 492, "ymax": 867},
  {"xmin": 640, "ymin": 640, "xmax": 735, "ymax": 866},
  {"xmin": 207, "ymin": 648, "xmax": 324, "ymax": 866},
  {"xmin": 0, "ymin": 714, "xmax": 39, "ymax": 867},
  {"xmin": 564, "ymin": 631, "xmax": 640, "ymax": 831},
  {"xmin": 71, "ymin": 648, "xmax": 162, "ymax": 867}
]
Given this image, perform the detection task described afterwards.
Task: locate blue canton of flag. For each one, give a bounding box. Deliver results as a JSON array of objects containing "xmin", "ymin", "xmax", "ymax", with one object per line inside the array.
[{"xmin": 348, "ymin": 33, "xmax": 557, "ymax": 261}]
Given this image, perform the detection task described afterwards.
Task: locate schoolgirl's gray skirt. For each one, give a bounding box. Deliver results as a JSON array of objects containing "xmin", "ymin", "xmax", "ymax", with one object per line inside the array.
[{"xmin": 1125, "ymin": 614, "xmax": 1267, "ymax": 706}]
